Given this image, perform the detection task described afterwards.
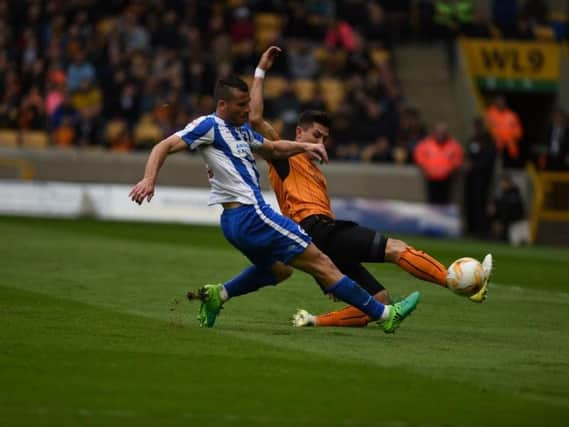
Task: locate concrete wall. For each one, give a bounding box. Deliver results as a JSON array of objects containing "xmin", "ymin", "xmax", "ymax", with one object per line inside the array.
[{"xmin": 0, "ymin": 147, "xmax": 429, "ymax": 202}]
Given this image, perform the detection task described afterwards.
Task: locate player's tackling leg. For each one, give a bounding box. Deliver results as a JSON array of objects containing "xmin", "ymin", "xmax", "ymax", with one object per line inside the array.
[{"xmin": 293, "ymin": 236, "xmax": 492, "ymax": 328}]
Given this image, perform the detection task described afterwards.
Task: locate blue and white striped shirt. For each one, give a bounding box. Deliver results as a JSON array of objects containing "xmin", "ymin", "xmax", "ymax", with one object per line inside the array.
[{"xmin": 174, "ymin": 114, "xmax": 266, "ymax": 206}]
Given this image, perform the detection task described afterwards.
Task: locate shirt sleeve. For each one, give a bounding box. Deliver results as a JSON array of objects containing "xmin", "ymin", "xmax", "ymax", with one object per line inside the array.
[
  {"xmin": 174, "ymin": 116, "xmax": 215, "ymax": 150},
  {"xmin": 243, "ymin": 123, "xmax": 265, "ymax": 148}
]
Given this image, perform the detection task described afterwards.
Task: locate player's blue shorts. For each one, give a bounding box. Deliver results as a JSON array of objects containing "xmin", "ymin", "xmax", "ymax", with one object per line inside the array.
[{"xmin": 220, "ymin": 203, "xmax": 311, "ymax": 267}]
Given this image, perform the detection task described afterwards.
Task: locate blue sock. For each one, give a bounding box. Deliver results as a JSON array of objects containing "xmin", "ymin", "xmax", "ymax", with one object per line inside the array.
[
  {"xmin": 328, "ymin": 276, "xmax": 385, "ymax": 320},
  {"xmin": 223, "ymin": 266, "xmax": 278, "ymax": 299}
]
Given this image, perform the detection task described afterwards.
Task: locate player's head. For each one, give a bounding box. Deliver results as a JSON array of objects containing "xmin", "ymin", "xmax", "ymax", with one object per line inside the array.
[
  {"xmin": 296, "ymin": 110, "xmax": 330, "ymax": 145},
  {"xmin": 214, "ymin": 75, "xmax": 250, "ymax": 126},
  {"xmin": 493, "ymin": 95, "xmax": 506, "ymax": 110},
  {"xmin": 433, "ymin": 122, "xmax": 449, "ymax": 142}
]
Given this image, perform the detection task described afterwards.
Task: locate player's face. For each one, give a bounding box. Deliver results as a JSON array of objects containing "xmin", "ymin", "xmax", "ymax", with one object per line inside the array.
[
  {"xmin": 297, "ymin": 123, "xmax": 329, "ymax": 145},
  {"xmin": 221, "ymin": 89, "xmax": 250, "ymax": 126}
]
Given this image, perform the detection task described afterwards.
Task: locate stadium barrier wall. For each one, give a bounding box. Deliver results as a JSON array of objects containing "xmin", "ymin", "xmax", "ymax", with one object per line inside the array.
[
  {"xmin": 0, "ymin": 180, "xmax": 461, "ymax": 237},
  {"xmin": 0, "ymin": 147, "xmax": 429, "ymax": 202}
]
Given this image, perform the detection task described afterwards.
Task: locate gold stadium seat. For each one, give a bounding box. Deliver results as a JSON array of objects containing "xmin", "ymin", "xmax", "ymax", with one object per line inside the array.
[
  {"xmin": 134, "ymin": 114, "xmax": 162, "ymax": 149},
  {"xmin": 535, "ymin": 25, "xmax": 555, "ymax": 40},
  {"xmin": 264, "ymin": 76, "xmax": 287, "ymax": 98},
  {"xmin": 254, "ymin": 13, "xmax": 282, "ymax": 30},
  {"xmin": 21, "ymin": 131, "xmax": 49, "ymax": 149},
  {"xmin": 294, "ymin": 79, "xmax": 316, "ymax": 103},
  {"xmin": 254, "ymin": 13, "xmax": 282, "ymax": 51},
  {"xmin": 370, "ymin": 48, "xmax": 390, "ymax": 67},
  {"xmin": 313, "ymin": 47, "xmax": 329, "ymax": 64},
  {"xmin": 319, "ymin": 78, "xmax": 345, "ymax": 113},
  {"xmin": 255, "ymin": 28, "xmax": 281, "ymax": 51},
  {"xmin": 0, "ymin": 130, "xmax": 19, "ymax": 147}
]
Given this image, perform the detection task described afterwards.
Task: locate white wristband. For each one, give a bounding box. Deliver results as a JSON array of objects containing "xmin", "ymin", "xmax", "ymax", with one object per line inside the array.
[{"xmin": 254, "ymin": 67, "xmax": 266, "ymax": 79}]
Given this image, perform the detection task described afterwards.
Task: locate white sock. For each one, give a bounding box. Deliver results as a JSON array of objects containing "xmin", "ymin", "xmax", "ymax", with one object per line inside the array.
[
  {"xmin": 380, "ymin": 305, "xmax": 390, "ymax": 320},
  {"xmin": 220, "ymin": 286, "xmax": 229, "ymax": 302},
  {"xmin": 307, "ymin": 313, "xmax": 317, "ymax": 326}
]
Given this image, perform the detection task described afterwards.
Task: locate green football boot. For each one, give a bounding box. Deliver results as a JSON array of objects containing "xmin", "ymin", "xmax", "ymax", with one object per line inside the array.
[
  {"xmin": 378, "ymin": 291, "xmax": 420, "ymax": 334},
  {"xmin": 194, "ymin": 284, "xmax": 224, "ymax": 328}
]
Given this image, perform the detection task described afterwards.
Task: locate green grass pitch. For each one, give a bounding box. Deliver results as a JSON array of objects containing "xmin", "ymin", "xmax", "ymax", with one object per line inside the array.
[{"xmin": 1, "ymin": 216, "xmax": 568, "ymax": 426}]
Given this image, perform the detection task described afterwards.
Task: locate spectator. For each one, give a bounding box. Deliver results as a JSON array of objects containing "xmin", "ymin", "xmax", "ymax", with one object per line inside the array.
[
  {"xmin": 433, "ymin": 0, "xmax": 459, "ymax": 72},
  {"xmin": 492, "ymin": 0, "xmax": 519, "ymax": 38},
  {"xmin": 287, "ymin": 39, "xmax": 319, "ymax": 79},
  {"xmin": 117, "ymin": 82, "xmax": 142, "ymax": 128},
  {"xmin": 462, "ymin": 10, "xmax": 492, "ymax": 38},
  {"xmin": 325, "ymin": 19, "xmax": 356, "ymax": 52},
  {"xmin": 361, "ymin": 136, "xmax": 392, "ymax": 163},
  {"xmin": 45, "ymin": 70, "xmax": 66, "ymax": 117},
  {"xmin": 394, "ymin": 106, "xmax": 427, "ymax": 164},
  {"xmin": 232, "ymin": 39, "xmax": 257, "ymax": 76},
  {"xmin": 53, "ymin": 114, "xmax": 76, "ymax": 148},
  {"xmin": 485, "ymin": 96, "xmax": 523, "ymax": 167},
  {"xmin": 0, "ymin": 0, "xmax": 416, "ymax": 154},
  {"xmin": 229, "ymin": 7, "xmax": 254, "ymax": 43},
  {"xmin": 540, "ymin": 109, "xmax": 569, "ymax": 171},
  {"xmin": 66, "ymin": 51, "xmax": 96, "ymax": 92},
  {"xmin": 364, "ymin": 2, "xmax": 391, "ymax": 49},
  {"xmin": 122, "ymin": 12, "xmax": 150, "ymax": 54},
  {"xmin": 331, "ymin": 103, "xmax": 360, "ymax": 161},
  {"xmin": 522, "ymin": 0, "xmax": 548, "ymax": 25},
  {"xmin": 284, "ymin": 2, "xmax": 313, "ymax": 39},
  {"xmin": 464, "ymin": 118, "xmax": 496, "ymax": 237},
  {"xmin": 106, "ymin": 117, "xmax": 133, "ymax": 152},
  {"xmin": 357, "ymin": 99, "xmax": 396, "ymax": 152},
  {"xmin": 514, "ymin": 15, "xmax": 536, "ymax": 40},
  {"xmin": 414, "ymin": 122, "xmax": 464, "ymax": 205},
  {"xmin": 18, "ymin": 85, "xmax": 45, "ymax": 130},
  {"xmin": 267, "ymin": 80, "xmax": 301, "ymax": 139},
  {"xmin": 50, "ymin": 94, "xmax": 79, "ymax": 131},
  {"xmin": 488, "ymin": 174, "xmax": 525, "ymax": 241},
  {"xmin": 345, "ymin": 32, "xmax": 374, "ymax": 77}
]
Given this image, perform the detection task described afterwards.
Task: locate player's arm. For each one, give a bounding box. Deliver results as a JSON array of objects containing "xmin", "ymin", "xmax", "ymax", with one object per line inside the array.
[
  {"xmin": 254, "ymin": 138, "xmax": 328, "ymax": 163},
  {"xmin": 249, "ymin": 46, "xmax": 282, "ymax": 141},
  {"xmin": 129, "ymin": 134, "xmax": 186, "ymax": 204}
]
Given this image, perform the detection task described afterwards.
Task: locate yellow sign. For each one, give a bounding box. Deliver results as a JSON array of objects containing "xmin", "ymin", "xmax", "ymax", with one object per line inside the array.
[{"xmin": 461, "ymin": 38, "xmax": 560, "ymax": 81}]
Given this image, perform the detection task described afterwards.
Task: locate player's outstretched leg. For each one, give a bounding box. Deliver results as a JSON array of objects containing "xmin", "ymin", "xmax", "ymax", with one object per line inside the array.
[
  {"xmin": 292, "ymin": 306, "xmax": 369, "ymax": 327},
  {"xmin": 293, "ymin": 291, "xmax": 419, "ymax": 332},
  {"xmin": 292, "ymin": 288, "xmax": 391, "ymax": 327},
  {"xmin": 291, "ymin": 243, "xmax": 420, "ymax": 333},
  {"xmin": 387, "ymin": 240, "xmax": 448, "ymax": 287},
  {"xmin": 468, "ymin": 253, "xmax": 493, "ymax": 303},
  {"xmin": 378, "ymin": 291, "xmax": 421, "ymax": 333}
]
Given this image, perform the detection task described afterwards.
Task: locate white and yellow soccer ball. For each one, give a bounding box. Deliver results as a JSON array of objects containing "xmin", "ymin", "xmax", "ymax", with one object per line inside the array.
[{"xmin": 446, "ymin": 257, "xmax": 485, "ymax": 296}]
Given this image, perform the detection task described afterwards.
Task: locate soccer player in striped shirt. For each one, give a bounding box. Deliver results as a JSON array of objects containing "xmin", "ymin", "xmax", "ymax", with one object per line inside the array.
[{"xmin": 130, "ymin": 73, "xmax": 420, "ymax": 332}]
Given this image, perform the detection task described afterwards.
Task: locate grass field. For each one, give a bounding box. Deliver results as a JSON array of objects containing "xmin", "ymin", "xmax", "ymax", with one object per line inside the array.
[{"xmin": 1, "ymin": 216, "xmax": 568, "ymax": 426}]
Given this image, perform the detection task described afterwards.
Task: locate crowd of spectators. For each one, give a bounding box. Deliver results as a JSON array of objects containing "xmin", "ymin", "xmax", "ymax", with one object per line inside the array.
[
  {"xmin": 0, "ymin": 0, "xmax": 568, "ymax": 167},
  {"xmin": 0, "ymin": 0, "xmax": 405, "ymax": 157}
]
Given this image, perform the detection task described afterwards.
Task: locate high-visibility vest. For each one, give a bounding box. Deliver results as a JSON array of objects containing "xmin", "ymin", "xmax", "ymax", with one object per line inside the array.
[
  {"xmin": 414, "ymin": 136, "xmax": 464, "ymax": 181},
  {"xmin": 485, "ymin": 107, "xmax": 523, "ymax": 158}
]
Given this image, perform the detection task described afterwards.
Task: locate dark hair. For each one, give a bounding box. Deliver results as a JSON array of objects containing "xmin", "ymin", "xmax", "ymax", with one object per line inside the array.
[
  {"xmin": 214, "ymin": 75, "xmax": 249, "ymax": 102},
  {"xmin": 298, "ymin": 110, "xmax": 330, "ymax": 129}
]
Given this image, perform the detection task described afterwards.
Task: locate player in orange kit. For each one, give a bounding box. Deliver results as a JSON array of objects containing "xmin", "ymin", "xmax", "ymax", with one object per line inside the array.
[{"xmin": 249, "ymin": 47, "xmax": 492, "ymax": 327}]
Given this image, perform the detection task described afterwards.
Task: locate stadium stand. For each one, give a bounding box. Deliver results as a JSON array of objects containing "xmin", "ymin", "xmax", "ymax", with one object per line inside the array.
[{"xmin": 0, "ymin": 0, "xmax": 567, "ymax": 171}]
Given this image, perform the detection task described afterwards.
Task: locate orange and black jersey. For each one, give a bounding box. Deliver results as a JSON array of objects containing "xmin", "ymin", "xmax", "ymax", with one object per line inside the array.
[{"xmin": 268, "ymin": 153, "xmax": 334, "ymax": 224}]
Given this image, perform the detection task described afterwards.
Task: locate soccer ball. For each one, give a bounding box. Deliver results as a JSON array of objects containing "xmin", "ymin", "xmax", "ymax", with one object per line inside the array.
[{"xmin": 446, "ymin": 257, "xmax": 484, "ymax": 296}]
